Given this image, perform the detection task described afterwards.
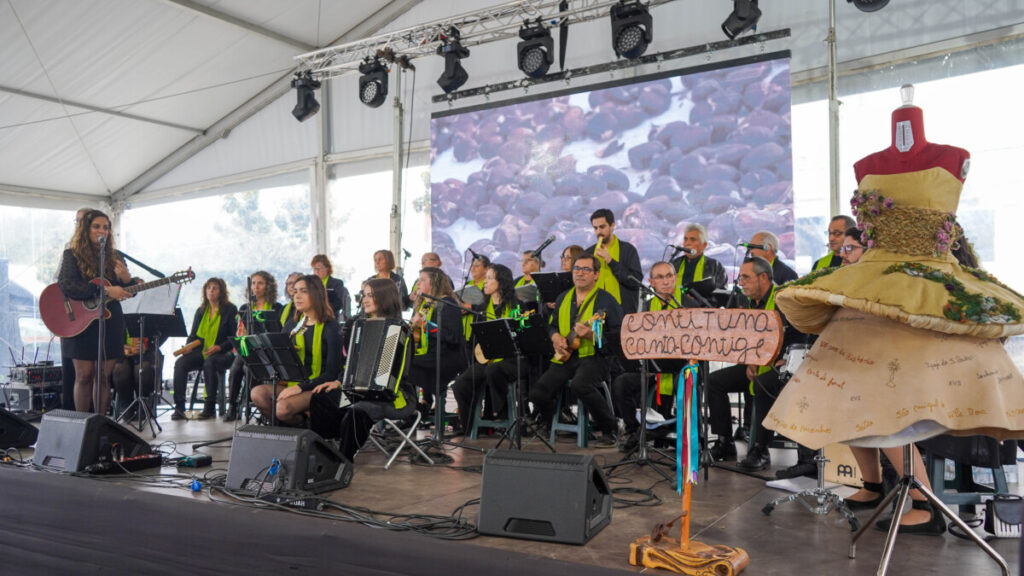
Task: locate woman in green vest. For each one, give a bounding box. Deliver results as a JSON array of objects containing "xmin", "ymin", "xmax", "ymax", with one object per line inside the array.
[
  {"xmin": 171, "ymin": 277, "xmax": 238, "ymax": 420},
  {"xmin": 250, "ymin": 275, "xmax": 342, "ymax": 426},
  {"xmin": 310, "ymin": 278, "xmax": 416, "ymax": 461},
  {"xmin": 224, "ymin": 271, "xmax": 283, "ymax": 422},
  {"xmin": 410, "ymin": 267, "xmax": 466, "ymax": 421},
  {"xmin": 451, "ymin": 264, "xmax": 522, "ymax": 433}
]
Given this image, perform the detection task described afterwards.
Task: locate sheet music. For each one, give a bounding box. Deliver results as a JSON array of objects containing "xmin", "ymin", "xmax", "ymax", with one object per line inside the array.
[{"xmin": 121, "ymin": 283, "xmax": 180, "ymax": 316}]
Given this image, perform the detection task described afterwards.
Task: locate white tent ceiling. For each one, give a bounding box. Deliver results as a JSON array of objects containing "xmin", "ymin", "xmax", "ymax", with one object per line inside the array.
[
  {"xmin": 0, "ymin": 0, "xmax": 411, "ymax": 199},
  {"xmin": 3, "ymin": 0, "xmax": 1024, "ymax": 206}
]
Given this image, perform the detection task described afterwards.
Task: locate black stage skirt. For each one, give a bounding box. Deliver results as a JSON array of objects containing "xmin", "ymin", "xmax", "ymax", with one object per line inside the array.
[{"xmin": 64, "ymin": 300, "xmax": 126, "ymax": 361}]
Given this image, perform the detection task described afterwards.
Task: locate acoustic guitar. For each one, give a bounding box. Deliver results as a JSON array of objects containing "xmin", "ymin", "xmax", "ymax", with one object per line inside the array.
[
  {"xmin": 553, "ymin": 311, "xmax": 606, "ymax": 363},
  {"xmin": 40, "ymin": 268, "xmax": 195, "ymax": 338}
]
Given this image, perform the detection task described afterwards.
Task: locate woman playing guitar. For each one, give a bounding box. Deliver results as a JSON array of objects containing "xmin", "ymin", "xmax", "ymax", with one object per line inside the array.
[
  {"xmin": 56, "ymin": 210, "xmax": 134, "ymax": 414},
  {"xmin": 408, "ymin": 267, "xmax": 465, "ymax": 422},
  {"xmin": 451, "ymin": 264, "xmax": 522, "ymax": 434}
]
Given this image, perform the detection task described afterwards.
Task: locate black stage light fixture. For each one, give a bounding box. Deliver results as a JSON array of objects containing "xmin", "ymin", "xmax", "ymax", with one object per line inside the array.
[
  {"xmin": 610, "ymin": 0, "xmax": 653, "ymax": 59},
  {"xmin": 848, "ymin": 0, "xmax": 889, "ymax": 12},
  {"xmin": 437, "ymin": 26, "xmax": 470, "ymax": 93},
  {"xmin": 358, "ymin": 57, "xmax": 388, "ymax": 108},
  {"xmin": 517, "ymin": 21, "xmax": 554, "ymax": 78},
  {"xmin": 721, "ymin": 0, "xmax": 761, "ymax": 40},
  {"xmin": 290, "ymin": 71, "xmax": 321, "ymax": 122}
]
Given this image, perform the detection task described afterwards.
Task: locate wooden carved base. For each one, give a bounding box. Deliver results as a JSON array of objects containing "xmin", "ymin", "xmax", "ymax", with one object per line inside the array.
[{"xmin": 629, "ymin": 536, "xmax": 750, "ymax": 576}]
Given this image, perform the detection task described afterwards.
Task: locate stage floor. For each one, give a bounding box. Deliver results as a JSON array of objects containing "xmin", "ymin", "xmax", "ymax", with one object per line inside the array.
[{"xmin": 4, "ymin": 408, "xmax": 1021, "ymax": 575}]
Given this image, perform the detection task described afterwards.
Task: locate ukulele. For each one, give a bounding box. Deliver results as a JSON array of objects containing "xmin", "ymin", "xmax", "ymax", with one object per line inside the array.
[{"xmin": 553, "ymin": 311, "xmax": 606, "ymax": 363}]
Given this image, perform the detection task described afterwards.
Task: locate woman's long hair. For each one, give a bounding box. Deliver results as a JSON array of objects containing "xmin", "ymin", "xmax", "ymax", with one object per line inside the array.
[
  {"xmin": 297, "ymin": 274, "xmax": 333, "ymax": 322},
  {"xmin": 69, "ymin": 210, "xmax": 118, "ymax": 280},
  {"xmin": 200, "ymin": 277, "xmax": 230, "ymax": 313},
  {"xmin": 488, "ymin": 264, "xmax": 517, "ymax": 315},
  {"xmin": 419, "ymin": 267, "xmax": 454, "ymax": 299},
  {"xmin": 248, "ymin": 270, "xmax": 278, "ymax": 305},
  {"xmin": 365, "ymin": 278, "xmax": 402, "ymax": 319}
]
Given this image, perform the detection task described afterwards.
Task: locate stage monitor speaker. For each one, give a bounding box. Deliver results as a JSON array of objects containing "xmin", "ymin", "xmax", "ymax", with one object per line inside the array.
[
  {"xmin": 0, "ymin": 408, "xmax": 38, "ymax": 449},
  {"xmin": 33, "ymin": 410, "xmax": 152, "ymax": 471},
  {"xmin": 478, "ymin": 450, "xmax": 612, "ymax": 545},
  {"xmin": 226, "ymin": 425, "xmax": 352, "ymax": 494}
]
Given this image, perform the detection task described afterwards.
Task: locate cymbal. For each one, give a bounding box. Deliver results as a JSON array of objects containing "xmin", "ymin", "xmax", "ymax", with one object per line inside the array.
[{"xmin": 456, "ymin": 285, "xmax": 485, "ymax": 306}]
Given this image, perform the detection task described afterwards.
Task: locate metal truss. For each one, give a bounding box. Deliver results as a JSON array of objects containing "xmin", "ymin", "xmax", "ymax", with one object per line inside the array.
[{"xmin": 294, "ymin": 0, "xmax": 682, "ymax": 78}]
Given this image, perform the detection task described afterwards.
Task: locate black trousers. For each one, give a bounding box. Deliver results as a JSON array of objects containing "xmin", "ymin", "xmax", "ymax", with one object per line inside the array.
[
  {"xmin": 452, "ymin": 361, "xmax": 516, "ymax": 431},
  {"xmin": 611, "ymin": 371, "xmax": 674, "ymax": 434},
  {"xmin": 309, "ymin": 389, "xmax": 376, "ymax": 462},
  {"xmin": 171, "ymin": 350, "xmax": 234, "ymax": 409},
  {"xmin": 707, "ymin": 364, "xmax": 784, "ymax": 447},
  {"xmin": 529, "ymin": 355, "xmax": 615, "ymax": 434}
]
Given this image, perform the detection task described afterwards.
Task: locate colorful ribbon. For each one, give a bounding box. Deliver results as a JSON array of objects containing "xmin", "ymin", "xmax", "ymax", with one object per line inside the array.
[{"xmin": 676, "ymin": 362, "xmax": 700, "ymax": 492}]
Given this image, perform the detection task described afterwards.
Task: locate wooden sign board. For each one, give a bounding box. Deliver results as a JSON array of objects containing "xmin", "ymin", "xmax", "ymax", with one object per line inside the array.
[{"xmin": 621, "ymin": 308, "xmax": 783, "ymax": 366}]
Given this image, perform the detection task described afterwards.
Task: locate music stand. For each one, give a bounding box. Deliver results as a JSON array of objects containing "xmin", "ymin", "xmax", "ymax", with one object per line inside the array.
[
  {"xmin": 120, "ymin": 284, "xmax": 181, "ymax": 437},
  {"xmin": 232, "ymin": 307, "xmax": 283, "ymax": 423},
  {"xmin": 472, "ymin": 317, "xmax": 554, "ymax": 451},
  {"xmin": 531, "ymin": 272, "xmax": 572, "ymax": 307}
]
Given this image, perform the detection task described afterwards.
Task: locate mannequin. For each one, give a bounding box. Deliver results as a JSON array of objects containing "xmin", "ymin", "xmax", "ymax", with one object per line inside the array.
[{"xmin": 853, "ymin": 85, "xmax": 970, "ymax": 183}]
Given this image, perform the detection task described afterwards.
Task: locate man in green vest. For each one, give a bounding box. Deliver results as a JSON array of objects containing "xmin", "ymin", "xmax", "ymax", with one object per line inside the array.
[
  {"xmin": 812, "ymin": 215, "xmax": 856, "ymax": 272},
  {"xmin": 529, "ymin": 253, "xmax": 624, "ymax": 448},
  {"xmin": 586, "ymin": 208, "xmax": 643, "ymax": 314},
  {"xmin": 611, "ymin": 261, "xmax": 696, "ymax": 453},
  {"xmin": 670, "ymin": 223, "xmax": 727, "ymax": 292},
  {"xmin": 706, "ymin": 257, "xmax": 807, "ymax": 471}
]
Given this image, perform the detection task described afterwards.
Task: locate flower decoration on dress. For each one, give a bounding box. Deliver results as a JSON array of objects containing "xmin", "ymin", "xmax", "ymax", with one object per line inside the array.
[
  {"xmin": 884, "ymin": 262, "xmax": 1021, "ymax": 324},
  {"xmin": 849, "ymin": 190, "xmax": 894, "ymax": 249}
]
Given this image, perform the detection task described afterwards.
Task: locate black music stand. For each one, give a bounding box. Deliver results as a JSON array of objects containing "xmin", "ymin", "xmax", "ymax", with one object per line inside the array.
[
  {"xmin": 232, "ymin": 307, "xmax": 283, "ymax": 423},
  {"xmin": 192, "ymin": 333, "xmax": 306, "ymax": 451},
  {"xmin": 121, "ymin": 308, "xmax": 185, "ymax": 437},
  {"xmin": 472, "ymin": 317, "xmax": 554, "ymax": 452},
  {"xmin": 531, "ymin": 272, "xmax": 572, "ymax": 307}
]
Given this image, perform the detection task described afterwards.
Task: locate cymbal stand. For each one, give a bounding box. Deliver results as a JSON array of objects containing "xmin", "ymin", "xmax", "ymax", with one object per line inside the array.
[
  {"xmin": 849, "ymin": 443, "xmax": 1008, "ymax": 575},
  {"xmin": 762, "ymin": 448, "xmax": 859, "ymax": 531}
]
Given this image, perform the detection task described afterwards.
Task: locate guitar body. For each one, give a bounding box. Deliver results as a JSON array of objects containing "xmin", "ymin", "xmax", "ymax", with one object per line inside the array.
[
  {"xmin": 40, "ymin": 268, "xmax": 195, "ymax": 339},
  {"xmin": 553, "ymin": 311, "xmax": 606, "ymax": 363},
  {"xmin": 39, "ymin": 279, "xmax": 113, "ymax": 338}
]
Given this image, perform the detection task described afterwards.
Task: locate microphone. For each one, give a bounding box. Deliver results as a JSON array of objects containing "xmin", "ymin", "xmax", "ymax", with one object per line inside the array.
[
  {"xmin": 98, "ymin": 235, "xmax": 107, "ymax": 247},
  {"xmin": 531, "ymin": 235, "xmax": 556, "ymax": 256},
  {"xmin": 628, "ymin": 274, "xmax": 669, "ymax": 305},
  {"xmin": 402, "ymin": 248, "xmax": 412, "ymax": 259},
  {"xmin": 467, "ymin": 247, "xmax": 482, "ymax": 260},
  {"xmin": 737, "ymin": 242, "xmax": 767, "ymax": 251},
  {"xmin": 668, "ymin": 244, "xmax": 694, "ymax": 255}
]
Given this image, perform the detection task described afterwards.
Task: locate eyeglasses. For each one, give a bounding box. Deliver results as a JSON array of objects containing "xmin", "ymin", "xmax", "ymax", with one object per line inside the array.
[
  {"xmin": 650, "ymin": 274, "xmax": 675, "ymax": 281},
  {"xmin": 840, "ymin": 244, "xmax": 865, "ymax": 254},
  {"xmin": 572, "ymin": 266, "xmax": 595, "ymax": 273}
]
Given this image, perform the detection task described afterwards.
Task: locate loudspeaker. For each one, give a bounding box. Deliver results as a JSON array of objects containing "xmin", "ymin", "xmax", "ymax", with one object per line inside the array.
[
  {"xmin": 33, "ymin": 410, "xmax": 152, "ymax": 471},
  {"xmin": 0, "ymin": 408, "xmax": 38, "ymax": 449},
  {"xmin": 226, "ymin": 425, "xmax": 352, "ymax": 494},
  {"xmin": 478, "ymin": 450, "xmax": 612, "ymax": 544}
]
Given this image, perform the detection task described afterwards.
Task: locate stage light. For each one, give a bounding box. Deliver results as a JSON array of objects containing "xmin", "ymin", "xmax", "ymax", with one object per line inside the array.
[
  {"xmin": 358, "ymin": 57, "xmax": 388, "ymax": 108},
  {"xmin": 609, "ymin": 0, "xmax": 652, "ymax": 59},
  {"xmin": 848, "ymin": 0, "xmax": 889, "ymax": 11},
  {"xmin": 290, "ymin": 71, "xmax": 321, "ymax": 122},
  {"xmin": 721, "ymin": 0, "xmax": 761, "ymax": 40},
  {"xmin": 437, "ymin": 27, "xmax": 470, "ymax": 94},
  {"xmin": 517, "ymin": 22, "xmax": 554, "ymax": 78}
]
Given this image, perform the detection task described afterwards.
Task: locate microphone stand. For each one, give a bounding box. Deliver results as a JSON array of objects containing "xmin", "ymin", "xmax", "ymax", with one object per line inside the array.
[
  {"xmin": 95, "ymin": 237, "xmax": 108, "ymax": 414},
  {"xmin": 417, "ymin": 292, "xmax": 485, "ymax": 457}
]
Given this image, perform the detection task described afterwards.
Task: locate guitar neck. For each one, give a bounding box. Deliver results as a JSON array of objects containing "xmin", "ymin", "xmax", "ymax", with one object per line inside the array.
[{"xmin": 124, "ymin": 276, "xmax": 176, "ymax": 294}]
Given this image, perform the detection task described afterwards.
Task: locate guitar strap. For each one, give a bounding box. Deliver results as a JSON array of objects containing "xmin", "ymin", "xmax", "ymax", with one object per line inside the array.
[{"xmin": 571, "ymin": 288, "xmax": 600, "ymax": 327}]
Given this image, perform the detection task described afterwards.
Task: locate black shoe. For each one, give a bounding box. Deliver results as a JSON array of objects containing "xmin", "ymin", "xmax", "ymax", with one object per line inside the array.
[
  {"xmin": 775, "ymin": 460, "xmax": 817, "ymax": 480},
  {"xmin": 618, "ymin": 431, "xmax": 639, "ymax": 453},
  {"xmin": 845, "ymin": 481, "xmax": 886, "ymax": 510},
  {"xmin": 875, "ymin": 499, "xmax": 946, "ymax": 535},
  {"xmin": 593, "ymin": 431, "xmax": 618, "ymax": 448},
  {"xmin": 223, "ymin": 409, "xmax": 238, "ymax": 422},
  {"xmin": 733, "ymin": 426, "xmax": 749, "ymax": 442},
  {"xmin": 710, "ymin": 440, "xmax": 737, "ymax": 462},
  {"xmin": 196, "ymin": 406, "xmax": 216, "ymax": 420},
  {"xmin": 739, "ymin": 444, "xmax": 771, "ymax": 471},
  {"xmin": 170, "ymin": 409, "xmax": 187, "ymax": 421}
]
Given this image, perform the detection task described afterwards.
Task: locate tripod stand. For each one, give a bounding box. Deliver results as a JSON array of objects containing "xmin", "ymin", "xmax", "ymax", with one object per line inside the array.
[
  {"xmin": 473, "ymin": 315, "xmax": 554, "ymax": 452},
  {"xmin": 762, "ymin": 448, "xmax": 859, "ymax": 530},
  {"xmin": 849, "ymin": 443, "xmax": 1008, "ymax": 575}
]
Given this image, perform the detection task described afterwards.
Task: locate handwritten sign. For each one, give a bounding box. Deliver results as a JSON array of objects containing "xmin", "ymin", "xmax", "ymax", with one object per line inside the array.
[{"xmin": 621, "ymin": 308, "xmax": 783, "ymax": 365}]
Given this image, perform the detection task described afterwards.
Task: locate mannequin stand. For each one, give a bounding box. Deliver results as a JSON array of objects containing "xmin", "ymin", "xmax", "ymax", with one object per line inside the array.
[{"xmin": 849, "ymin": 443, "xmax": 1008, "ymax": 575}]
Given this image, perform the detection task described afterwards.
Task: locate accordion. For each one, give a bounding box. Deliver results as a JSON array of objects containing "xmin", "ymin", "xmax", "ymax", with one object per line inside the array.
[{"xmin": 341, "ymin": 318, "xmax": 410, "ymax": 402}]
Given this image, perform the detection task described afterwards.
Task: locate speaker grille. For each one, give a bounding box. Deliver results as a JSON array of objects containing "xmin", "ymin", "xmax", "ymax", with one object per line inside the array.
[{"xmin": 504, "ymin": 518, "xmax": 556, "ymax": 537}]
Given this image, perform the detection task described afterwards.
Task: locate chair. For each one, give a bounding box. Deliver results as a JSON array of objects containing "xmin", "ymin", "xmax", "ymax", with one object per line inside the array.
[
  {"xmin": 469, "ymin": 383, "xmax": 517, "ymax": 439},
  {"xmin": 549, "ymin": 380, "xmax": 614, "ymax": 448},
  {"xmin": 367, "ymin": 412, "xmax": 434, "ymax": 469},
  {"xmin": 925, "ymin": 451, "xmax": 1009, "ymax": 514},
  {"xmin": 188, "ymin": 370, "xmax": 227, "ymax": 415}
]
